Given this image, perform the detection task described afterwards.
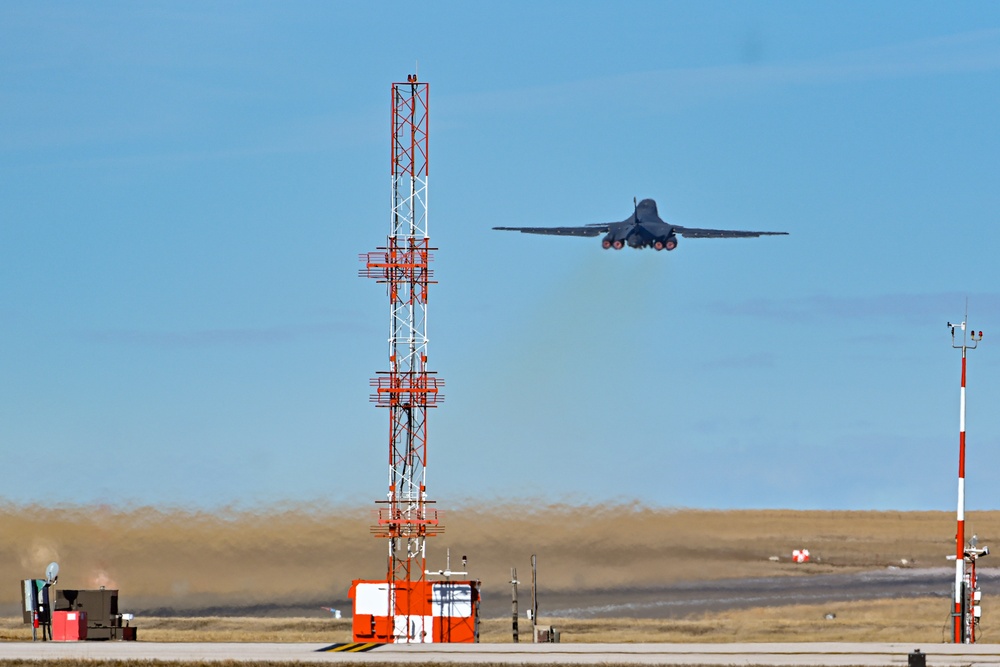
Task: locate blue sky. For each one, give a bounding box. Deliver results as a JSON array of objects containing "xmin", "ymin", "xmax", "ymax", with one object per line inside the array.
[{"xmin": 2, "ymin": 2, "xmax": 999, "ymax": 511}]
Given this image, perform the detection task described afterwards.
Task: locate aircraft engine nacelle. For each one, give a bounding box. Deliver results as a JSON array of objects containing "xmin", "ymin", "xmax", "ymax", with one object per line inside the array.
[
  {"xmin": 602, "ymin": 233, "xmax": 625, "ymax": 250},
  {"xmin": 653, "ymin": 235, "xmax": 679, "ymax": 251}
]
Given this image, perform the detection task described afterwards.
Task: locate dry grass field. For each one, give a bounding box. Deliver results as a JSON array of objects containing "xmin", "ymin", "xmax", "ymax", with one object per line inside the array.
[
  {"xmin": 0, "ymin": 595, "xmax": 961, "ymax": 643},
  {"xmin": 0, "ymin": 502, "xmax": 995, "ymax": 645}
]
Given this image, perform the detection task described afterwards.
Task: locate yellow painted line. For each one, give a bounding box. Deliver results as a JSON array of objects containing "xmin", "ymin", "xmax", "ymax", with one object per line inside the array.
[
  {"xmin": 346, "ymin": 642, "xmax": 380, "ymax": 652},
  {"xmin": 317, "ymin": 642, "xmax": 382, "ymax": 653}
]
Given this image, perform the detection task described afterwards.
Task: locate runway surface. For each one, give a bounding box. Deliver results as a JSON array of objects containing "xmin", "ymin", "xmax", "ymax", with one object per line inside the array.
[{"xmin": 3, "ymin": 641, "xmax": 1000, "ymax": 665}]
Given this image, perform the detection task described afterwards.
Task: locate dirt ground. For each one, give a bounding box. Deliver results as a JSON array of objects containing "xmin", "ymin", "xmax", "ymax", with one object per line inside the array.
[
  {"xmin": 0, "ymin": 503, "xmax": 992, "ymax": 624},
  {"xmin": 0, "ymin": 595, "xmax": 964, "ymax": 643}
]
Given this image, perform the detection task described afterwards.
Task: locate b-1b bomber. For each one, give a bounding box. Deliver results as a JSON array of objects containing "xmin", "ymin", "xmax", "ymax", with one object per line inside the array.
[{"xmin": 493, "ymin": 198, "xmax": 788, "ymax": 251}]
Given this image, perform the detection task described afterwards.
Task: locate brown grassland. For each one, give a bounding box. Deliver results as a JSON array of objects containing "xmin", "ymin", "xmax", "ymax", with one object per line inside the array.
[
  {"xmin": 0, "ymin": 502, "xmax": 996, "ymax": 646},
  {"xmin": 0, "ymin": 595, "xmax": 961, "ymax": 643}
]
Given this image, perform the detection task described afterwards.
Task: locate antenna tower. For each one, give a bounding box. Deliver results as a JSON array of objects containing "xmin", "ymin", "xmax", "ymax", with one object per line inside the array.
[
  {"xmin": 360, "ymin": 74, "xmax": 443, "ymax": 640},
  {"xmin": 947, "ymin": 311, "xmax": 986, "ymax": 643}
]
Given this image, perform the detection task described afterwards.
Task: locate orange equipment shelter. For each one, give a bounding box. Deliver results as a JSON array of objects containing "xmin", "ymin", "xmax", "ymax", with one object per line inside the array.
[{"xmin": 349, "ymin": 579, "xmax": 480, "ymax": 643}]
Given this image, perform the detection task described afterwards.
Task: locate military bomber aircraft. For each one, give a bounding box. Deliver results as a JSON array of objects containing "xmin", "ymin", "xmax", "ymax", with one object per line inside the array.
[{"xmin": 493, "ymin": 198, "xmax": 788, "ymax": 251}]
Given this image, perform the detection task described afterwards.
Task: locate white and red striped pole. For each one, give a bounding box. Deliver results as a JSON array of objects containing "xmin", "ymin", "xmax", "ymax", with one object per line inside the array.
[
  {"xmin": 949, "ymin": 316, "xmax": 982, "ymax": 643},
  {"xmin": 955, "ymin": 338, "xmax": 967, "ymax": 643}
]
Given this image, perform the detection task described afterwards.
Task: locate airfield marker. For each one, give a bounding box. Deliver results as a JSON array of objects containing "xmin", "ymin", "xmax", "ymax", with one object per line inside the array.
[{"xmin": 948, "ymin": 314, "xmax": 983, "ymax": 643}]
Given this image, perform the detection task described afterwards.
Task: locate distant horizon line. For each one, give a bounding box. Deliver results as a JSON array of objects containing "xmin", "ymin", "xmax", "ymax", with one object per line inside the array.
[{"xmin": 0, "ymin": 498, "xmax": 995, "ymax": 515}]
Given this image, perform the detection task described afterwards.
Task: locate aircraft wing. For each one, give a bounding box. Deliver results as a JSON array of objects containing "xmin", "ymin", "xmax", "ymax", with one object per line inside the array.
[
  {"xmin": 674, "ymin": 226, "xmax": 788, "ymax": 239},
  {"xmin": 492, "ymin": 225, "xmax": 608, "ymax": 237}
]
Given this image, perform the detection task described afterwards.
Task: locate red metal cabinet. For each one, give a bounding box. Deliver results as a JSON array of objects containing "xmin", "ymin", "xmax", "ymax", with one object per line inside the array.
[{"xmin": 51, "ymin": 610, "xmax": 87, "ymax": 641}]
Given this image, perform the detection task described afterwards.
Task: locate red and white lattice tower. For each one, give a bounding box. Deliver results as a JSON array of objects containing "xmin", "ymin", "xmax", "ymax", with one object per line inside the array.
[{"xmin": 359, "ymin": 74, "xmax": 444, "ymax": 640}]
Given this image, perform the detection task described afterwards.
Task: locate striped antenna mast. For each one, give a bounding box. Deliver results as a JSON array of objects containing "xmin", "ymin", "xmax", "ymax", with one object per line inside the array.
[{"xmin": 948, "ymin": 303, "xmax": 983, "ymax": 643}]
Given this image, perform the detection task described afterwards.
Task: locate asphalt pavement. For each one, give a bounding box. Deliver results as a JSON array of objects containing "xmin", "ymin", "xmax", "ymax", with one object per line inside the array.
[{"xmin": 1, "ymin": 640, "xmax": 999, "ymax": 665}]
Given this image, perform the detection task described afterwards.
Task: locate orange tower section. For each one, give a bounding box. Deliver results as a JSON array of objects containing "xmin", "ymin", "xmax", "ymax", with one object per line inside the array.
[{"xmin": 353, "ymin": 75, "xmax": 479, "ymax": 644}]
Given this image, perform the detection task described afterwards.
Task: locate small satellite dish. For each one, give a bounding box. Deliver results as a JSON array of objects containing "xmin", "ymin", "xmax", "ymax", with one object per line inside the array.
[{"xmin": 45, "ymin": 562, "xmax": 59, "ymax": 585}]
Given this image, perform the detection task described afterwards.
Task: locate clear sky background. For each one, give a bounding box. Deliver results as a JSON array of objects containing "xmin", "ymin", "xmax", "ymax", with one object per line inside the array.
[{"xmin": 2, "ymin": 2, "xmax": 999, "ymax": 511}]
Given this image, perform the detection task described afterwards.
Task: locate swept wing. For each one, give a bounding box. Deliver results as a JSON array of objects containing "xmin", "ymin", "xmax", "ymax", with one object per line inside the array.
[
  {"xmin": 674, "ymin": 226, "xmax": 788, "ymax": 239},
  {"xmin": 491, "ymin": 225, "xmax": 610, "ymax": 237}
]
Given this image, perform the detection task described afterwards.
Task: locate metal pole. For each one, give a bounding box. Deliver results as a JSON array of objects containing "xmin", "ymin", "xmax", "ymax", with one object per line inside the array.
[
  {"xmin": 956, "ymin": 343, "xmax": 967, "ymax": 644},
  {"xmin": 970, "ymin": 557, "xmax": 978, "ymax": 642},
  {"xmin": 949, "ymin": 312, "xmax": 982, "ymax": 643},
  {"xmin": 510, "ymin": 568, "xmax": 519, "ymax": 643},
  {"xmin": 531, "ymin": 554, "xmax": 537, "ymax": 643}
]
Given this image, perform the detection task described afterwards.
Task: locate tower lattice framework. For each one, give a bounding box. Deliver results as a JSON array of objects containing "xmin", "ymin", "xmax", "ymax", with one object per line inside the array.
[{"xmin": 360, "ymin": 75, "xmax": 442, "ymax": 633}]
